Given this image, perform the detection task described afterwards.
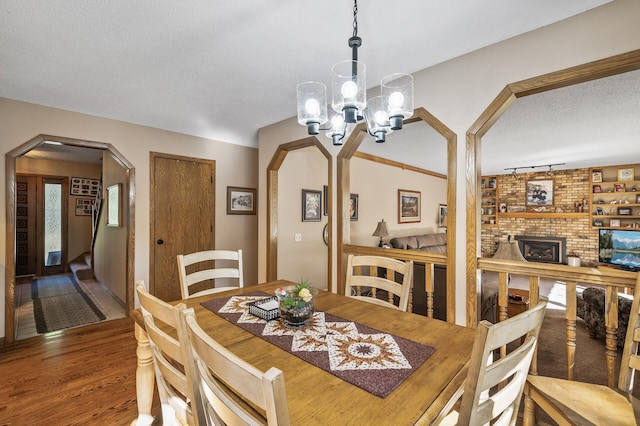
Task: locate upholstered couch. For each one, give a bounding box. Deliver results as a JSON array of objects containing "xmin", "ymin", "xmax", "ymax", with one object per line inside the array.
[
  {"xmin": 390, "ymin": 233, "xmax": 497, "ymax": 322},
  {"xmin": 577, "ymin": 286, "xmax": 632, "ymax": 348}
]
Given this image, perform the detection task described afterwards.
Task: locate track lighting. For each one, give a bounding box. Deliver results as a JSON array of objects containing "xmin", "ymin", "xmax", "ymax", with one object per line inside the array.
[{"xmin": 504, "ymin": 163, "xmax": 565, "ymax": 178}]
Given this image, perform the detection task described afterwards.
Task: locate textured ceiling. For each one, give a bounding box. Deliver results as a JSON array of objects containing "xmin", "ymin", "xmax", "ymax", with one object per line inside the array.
[{"xmin": 1, "ymin": 0, "xmax": 612, "ymax": 156}]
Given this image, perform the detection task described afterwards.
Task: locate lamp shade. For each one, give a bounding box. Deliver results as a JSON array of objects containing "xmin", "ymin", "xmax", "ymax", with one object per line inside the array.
[
  {"xmin": 381, "ymin": 73, "xmax": 413, "ymax": 130},
  {"xmin": 331, "ymin": 60, "xmax": 366, "ymax": 123},
  {"xmin": 493, "ymin": 241, "xmax": 527, "ymax": 262},
  {"xmin": 372, "ymin": 220, "xmax": 391, "ymax": 238},
  {"xmin": 296, "ymin": 81, "xmax": 328, "ymax": 135}
]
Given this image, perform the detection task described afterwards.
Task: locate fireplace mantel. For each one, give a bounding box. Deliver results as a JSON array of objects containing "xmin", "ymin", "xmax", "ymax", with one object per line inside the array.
[{"xmin": 499, "ymin": 212, "xmax": 588, "ymax": 219}]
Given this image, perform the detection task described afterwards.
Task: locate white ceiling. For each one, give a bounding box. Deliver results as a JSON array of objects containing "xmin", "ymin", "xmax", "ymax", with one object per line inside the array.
[{"xmin": 1, "ymin": 0, "xmax": 614, "ymax": 160}]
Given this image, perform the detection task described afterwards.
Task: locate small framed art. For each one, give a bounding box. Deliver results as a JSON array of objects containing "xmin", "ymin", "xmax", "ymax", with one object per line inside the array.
[
  {"xmin": 398, "ymin": 189, "xmax": 421, "ymax": 223},
  {"xmin": 591, "ymin": 170, "xmax": 603, "ymax": 183},
  {"xmin": 618, "ymin": 168, "xmax": 635, "ymax": 181},
  {"xmin": 593, "ymin": 185, "xmax": 602, "ymax": 193},
  {"xmin": 438, "ymin": 204, "xmax": 447, "ymax": 228},
  {"xmin": 349, "ymin": 193, "xmax": 359, "ymax": 221},
  {"xmin": 615, "ymin": 183, "xmax": 626, "ymax": 192},
  {"xmin": 75, "ymin": 198, "xmax": 95, "ymax": 216},
  {"xmin": 227, "ymin": 186, "xmax": 256, "ymax": 215},
  {"xmin": 526, "ymin": 179, "xmax": 554, "ymax": 206},
  {"xmin": 302, "ymin": 189, "xmax": 321, "ymax": 222},
  {"xmin": 610, "ymin": 219, "xmax": 621, "ymax": 227}
]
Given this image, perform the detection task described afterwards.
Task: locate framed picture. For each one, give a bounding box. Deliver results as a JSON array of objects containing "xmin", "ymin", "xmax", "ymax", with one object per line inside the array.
[
  {"xmin": 302, "ymin": 189, "xmax": 321, "ymax": 222},
  {"xmin": 438, "ymin": 204, "xmax": 447, "ymax": 227},
  {"xmin": 499, "ymin": 203, "xmax": 507, "ymax": 213},
  {"xmin": 227, "ymin": 186, "xmax": 256, "ymax": 215},
  {"xmin": 594, "ymin": 219, "xmax": 604, "ymax": 227},
  {"xmin": 349, "ymin": 193, "xmax": 359, "ymax": 221},
  {"xmin": 593, "ymin": 185, "xmax": 602, "ymax": 193},
  {"xmin": 106, "ymin": 183, "xmax": 121, "ymax": 227},
  {"xmin": 70, "ymin": 176, "xmax": 100, "ymax": 196},
  {"xmin": 618, "ymin": 168, "xmax": 635, "ymax": 181},
  {"xmin": 595, "ymin": 207, "xmax": 604, "ymax": 215},
  {"xmin": 526, "ymin": 179, "xmax": 554, "ymax": 206},
  {"xmin": 398, "ymin": 189, "xmax": 421, "ymax": 223},
  {"xmin": 75, "ymin": 198, "xmax": 95, "ymax": 216},
  {"xmin": 591, "ymin": 170, "xmax": 603, "ymax": 183},
  {"xmin": 323, "ymin": 185, "xmax": 328, "ymax": 216},
  {"xmin": 610, "ymin": 219, "xmax": 621, "ymax": 227},
  {"xmin": 618, "ymin": 207, "xmax": 632, "ymax": 215},
  {"xmin": 615, "ymin": 183, "xmax": 626, "ymax": 192}
]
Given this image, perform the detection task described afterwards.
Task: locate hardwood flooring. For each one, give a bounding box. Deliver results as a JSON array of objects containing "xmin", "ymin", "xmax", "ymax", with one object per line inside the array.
[{"xmin": 0, "ymin": 316, "xmax": 161, "ymax": 425}]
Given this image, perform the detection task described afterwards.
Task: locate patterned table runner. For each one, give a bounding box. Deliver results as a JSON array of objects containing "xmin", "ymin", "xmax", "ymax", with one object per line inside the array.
[{"xmin": 201, "ymin": 293, "xmax": 436, "ymax": 398}]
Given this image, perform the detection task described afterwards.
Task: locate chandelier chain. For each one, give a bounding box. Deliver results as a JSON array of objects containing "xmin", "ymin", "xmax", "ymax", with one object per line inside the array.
[{"xmin": 352, "ymin": 0, "xmax": 358, "ymax": 38}]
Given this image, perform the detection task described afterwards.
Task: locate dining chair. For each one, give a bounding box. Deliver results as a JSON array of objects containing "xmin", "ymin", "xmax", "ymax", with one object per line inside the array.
[
  {"xmin": 179, "ymin": 305, "xmax": 291, "ymax": 425},
  {"xmin": 136, "ymin": 281, "xmax": 204, "ymax": 426},
  {"xmin": 344, "ymin": 254, "xmax": 413, "ymax": 311},
  {"xmin": 523, "ymin": 273, "xmax": 640, "ymax": 425},
  {"xmin": 435, "ymin": 298, "xmax": 548, "ymax": 425},
  {"xmin": 177, "ymin": 249, "xmax": 244, "ymax": 299}
]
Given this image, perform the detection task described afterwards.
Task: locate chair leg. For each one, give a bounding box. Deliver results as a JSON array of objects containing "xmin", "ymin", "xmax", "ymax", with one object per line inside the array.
[{"xmin": 523, "ymin": 387, "xmax": 537, "ymax": 426}]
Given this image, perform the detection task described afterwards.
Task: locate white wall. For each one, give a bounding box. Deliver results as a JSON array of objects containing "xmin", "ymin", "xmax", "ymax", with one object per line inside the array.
[
  {"xmin": 258, "ymin": 0, "xmax": 640, "ymax": 324},
  {"xmin": 0, "ymin": 98, "xmax": 258, "ymax": 339}
]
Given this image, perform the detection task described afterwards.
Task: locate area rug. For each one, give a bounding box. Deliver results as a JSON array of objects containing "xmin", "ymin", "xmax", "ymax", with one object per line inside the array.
[
  {"xmin": 202, "ymin": 292, "xmax": 435, "ymax": 398},
  {"xmin": 31, "ymin": 274, "xmax": 106, "ymax": 333}
]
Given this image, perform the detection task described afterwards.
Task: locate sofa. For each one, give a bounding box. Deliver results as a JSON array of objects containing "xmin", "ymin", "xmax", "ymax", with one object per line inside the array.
[
  {"xmin": 390, "ymin": 233, "xmax": 497, "ymax": 322},
  {"xmin": 577, "ymin": 286, "xmax": 632, "ymax": 348}
]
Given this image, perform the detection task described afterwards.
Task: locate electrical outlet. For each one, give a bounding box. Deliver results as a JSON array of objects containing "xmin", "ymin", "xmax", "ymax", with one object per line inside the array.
[{"xmin": 294, "ymin": 233, "xmax": 302, "ymax": 242}]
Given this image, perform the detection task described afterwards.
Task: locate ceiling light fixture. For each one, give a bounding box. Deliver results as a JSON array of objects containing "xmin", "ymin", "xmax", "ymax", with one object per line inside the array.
[
  {"xmin": 296, "ymin": 0, "xmax": 413, "ymax": 145},
  {"xmin": 504, "ymin": 163, "xmax": 565, "ymax": 178}
]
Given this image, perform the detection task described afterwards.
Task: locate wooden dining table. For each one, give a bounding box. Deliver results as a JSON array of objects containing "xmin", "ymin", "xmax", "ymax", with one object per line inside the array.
[{"xmin": 132, "ymin": 280, "xmax": 476, "ymax": 425}]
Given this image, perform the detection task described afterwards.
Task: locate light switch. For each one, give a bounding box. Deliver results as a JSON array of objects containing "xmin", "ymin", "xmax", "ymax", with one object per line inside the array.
[{"xmin": 294, "ymin": 233, "xmax": 302, "ymax": 242}]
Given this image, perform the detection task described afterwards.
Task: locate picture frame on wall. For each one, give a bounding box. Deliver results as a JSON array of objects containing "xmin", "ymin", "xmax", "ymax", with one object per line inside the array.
[
  {"xmin": 593, "ymin": 185, "xmax": 602, "ymax": 193},
  {"xmin": 437, "ymin": 204, "xmax": 447, "ymax": 228},
  {"xmin": 106, "ymin": 183, "xmax": 121, "ymax": 227},
  {"xmin": 591, "ymin": 170, "xmax": 603, "ymax": 183},
  {"xmin": 75, "ymin": 198, "xmax": 95, "ymax": 216},
  {"xmin": 610, "ymin": 219, "xmax": 621, "ymax": 227},
  {"xmin": 323, "ymin": 185, "xmax": 328, "ymax": 216},
  {"xmin": 526, "ymin": 179, "xmax": 554, "ymax": 206},
  {"xmin": 618, "ymin": 168, "xmax": 635, "ymax": 181},
  {"xmin": 70, "ymin": 176, "xmax": 100, "ymax": 196},
  {"xmin": 302, "ymin": 189, "xmax": 321, "ymax": 222},
  {"xmin": 349, "ymin": 193, "xmax": 359, "ymax": 221},
  {"xmin": 227, "ymin": 186, "xmax": 256, "ymax": 215},
  {"xmin": 398, "ymin": 189, "xmax": 421, "ymax": 223}
]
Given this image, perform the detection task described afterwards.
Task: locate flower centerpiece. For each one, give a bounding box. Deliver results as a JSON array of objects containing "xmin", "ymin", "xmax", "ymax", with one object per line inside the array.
[{"xmin": 276, "ymin": 279, "xmax": 317, "ymax": 328}]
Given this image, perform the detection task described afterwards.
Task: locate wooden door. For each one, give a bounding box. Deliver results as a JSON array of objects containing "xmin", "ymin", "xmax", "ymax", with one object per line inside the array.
[
  {"xmin": 16, "ymin": 175, "xmax": 37, "ymax": 276},
  {"xmin": 151, "ymin": 153, "xmax": 215, "ymax": 302}
]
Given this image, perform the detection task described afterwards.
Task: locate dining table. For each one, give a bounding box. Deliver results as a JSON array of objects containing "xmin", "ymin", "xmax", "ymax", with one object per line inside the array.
[{"xmin": 131, "ymin": 280, "xmax": 476, "ymax": 425}]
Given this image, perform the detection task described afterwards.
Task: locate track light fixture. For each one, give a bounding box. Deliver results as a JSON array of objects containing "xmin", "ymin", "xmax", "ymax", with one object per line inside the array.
[
  {"xmin": 505, "ymin": 163, "xmax": 565, "ymax": 178},
  {"xmin": 296, "ymin": 0, "xmax": 413, "ymax": 145}
]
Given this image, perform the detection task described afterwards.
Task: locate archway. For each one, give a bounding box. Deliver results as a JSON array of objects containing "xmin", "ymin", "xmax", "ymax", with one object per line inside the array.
[
  {"xmin": 5, "ymin": 134, "xmax": 135, "ymax": 343},
  {"xmin": 466, "ymin": 49, "xmax": 640, "ymax": 327},
  {"xmin": 266, "ymin": 137, "xmax": 333, "ymax": 290},
  {"xmin": 337, "ymin": 107, "xmax": 457, "ymax": 318}
]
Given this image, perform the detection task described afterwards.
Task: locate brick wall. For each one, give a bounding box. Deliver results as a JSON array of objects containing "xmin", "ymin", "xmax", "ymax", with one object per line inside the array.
[{"xmin": 481, "ymin": 168, "xmax": 598, "ymax": 266}]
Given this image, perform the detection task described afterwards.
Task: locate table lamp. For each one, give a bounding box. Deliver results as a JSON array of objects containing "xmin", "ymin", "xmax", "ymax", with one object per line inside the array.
[
  {"xmin": 372, "ymin": 219, "xmax": 391, "ymax": 247},
  {"xmin": 492, "ymin": 235, "xmax": 527, "ymax": 262}
]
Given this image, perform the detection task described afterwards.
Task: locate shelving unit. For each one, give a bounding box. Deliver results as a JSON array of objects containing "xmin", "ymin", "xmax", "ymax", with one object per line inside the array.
[
  {"xmin": 589, "ymin": 164, "xmax": 640, "ymax": 229},
  {"xmin": 481, "ymin": 175, "xmax": 498, "ymax": 226}
]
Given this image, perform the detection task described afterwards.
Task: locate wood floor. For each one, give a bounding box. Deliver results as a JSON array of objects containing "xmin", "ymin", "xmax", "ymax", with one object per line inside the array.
[{"xmin": 0, "ymin": 316, "xmax": 161, "ymax": 425}]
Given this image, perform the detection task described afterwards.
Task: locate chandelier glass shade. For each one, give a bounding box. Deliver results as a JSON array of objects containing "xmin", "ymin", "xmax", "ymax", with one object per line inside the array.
[{"xmin": 295, "ymin": 0, "xmax": 413, "ymax": 145}]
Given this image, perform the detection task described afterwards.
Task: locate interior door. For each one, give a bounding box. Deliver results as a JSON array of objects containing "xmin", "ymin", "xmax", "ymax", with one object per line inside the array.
[
  {"xmin": 15, "ymin": 175, "xmax": 37, "ymax": 276},
  {"xmin": 151, "ymin": 153, "xmax": 215, "ymax": 302},
  {"xmin": 38, "ymin": 176, "xmax": 69, "ymax": 276}
]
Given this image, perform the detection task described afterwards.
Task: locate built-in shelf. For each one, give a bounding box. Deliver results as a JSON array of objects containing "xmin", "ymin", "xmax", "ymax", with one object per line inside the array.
[{"xmin": 498, "ymin": 212, "xmax": 589, "ymax": 219}]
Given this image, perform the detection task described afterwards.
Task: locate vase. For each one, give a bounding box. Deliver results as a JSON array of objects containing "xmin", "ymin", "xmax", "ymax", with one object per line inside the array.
[{"xmin": 277, "ymin": 286, "xmax": 317, "ymax": 328}]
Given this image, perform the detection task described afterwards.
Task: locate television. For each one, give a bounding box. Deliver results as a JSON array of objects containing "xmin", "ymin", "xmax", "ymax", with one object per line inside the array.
[{"xmin": 599, "ymin": 229, "xmax": 640, "ymax": 272}]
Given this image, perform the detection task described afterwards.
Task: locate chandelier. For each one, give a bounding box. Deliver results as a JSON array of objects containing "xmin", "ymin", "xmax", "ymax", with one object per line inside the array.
[{"xmin": 296, "ymin": 0, "xmax": 414, "ymax": 145}]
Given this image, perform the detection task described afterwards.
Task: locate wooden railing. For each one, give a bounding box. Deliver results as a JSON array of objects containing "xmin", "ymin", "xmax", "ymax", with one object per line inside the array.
[
  {"xmin": 343, "ymin": 244, "xmax": 447, "ymax": 319},
  {"xmin": 480, "ymin": 259, "xmax": 636, "ymax": 386},
  {"xmin": 343, "ymin": 245, "xmax": 638, "ymax": 387}
]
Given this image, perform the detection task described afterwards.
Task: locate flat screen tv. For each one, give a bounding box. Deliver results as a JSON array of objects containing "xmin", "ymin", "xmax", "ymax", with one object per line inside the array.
[{"xmin": 599, "ymin": 229, "xmax": 640, "ymax": 272}]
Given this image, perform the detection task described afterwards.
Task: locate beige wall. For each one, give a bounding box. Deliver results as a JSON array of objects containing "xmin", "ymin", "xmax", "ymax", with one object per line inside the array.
[
  {"xmin": 93, "ymin": 153, "xmax": 128, "ymax": 303},
  {"xmin": 15, "ymin": 157, "xmax": 102, "ymax": 264},
  {"xmin": 258, "ymin": 0, "xmax": 640, "ymax": 323},
  {"xmin": 0, "ymin": 98, "xmax": 258, "ymax": 339},
  {"xmin": 350, "ymin": 157, "xmax": 447, "ymax": 246},
  {"xmin": 277, "ymin": 147, "xmax": 328, "ymax": 289}
]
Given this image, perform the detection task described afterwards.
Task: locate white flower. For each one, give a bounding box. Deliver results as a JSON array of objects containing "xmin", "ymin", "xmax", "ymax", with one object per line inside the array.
[{"xmin": 298, "ymin": 288, "xmax": 312, "ymax": 303}]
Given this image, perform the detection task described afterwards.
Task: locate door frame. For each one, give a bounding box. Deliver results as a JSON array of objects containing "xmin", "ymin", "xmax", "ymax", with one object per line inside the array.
[{"xmin": 5, "ymin": 134, "xmax": 135, "ymax": 344}]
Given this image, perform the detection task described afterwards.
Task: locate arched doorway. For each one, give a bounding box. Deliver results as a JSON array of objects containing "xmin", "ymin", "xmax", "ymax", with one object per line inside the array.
[{"xmin": 5, "ymin": 134, "xmax": 135, "ymax": 343}]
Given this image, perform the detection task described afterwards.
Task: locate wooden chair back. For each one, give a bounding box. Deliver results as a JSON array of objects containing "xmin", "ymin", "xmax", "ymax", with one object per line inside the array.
[
  {"xmin": 177, "ymin": 249, "xmax": 244, "ymax": 299},
  {"xmin": 135, "ymin": 281, "xmax": 202, "ymax": 425},
  {"xmin": 437, "ymin": 298, "xmax": 547, "ymax": 425},
  {"xmin": 344, "ymin": 254, "xmax": 413, "ymax": 311},
  {"xmin": 619, "ymin": 273, "xmax": 640, "ymax": 393},
  {"xmin": 179, "ymin": 306, "xmax": 290, "ymax": 425}
]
